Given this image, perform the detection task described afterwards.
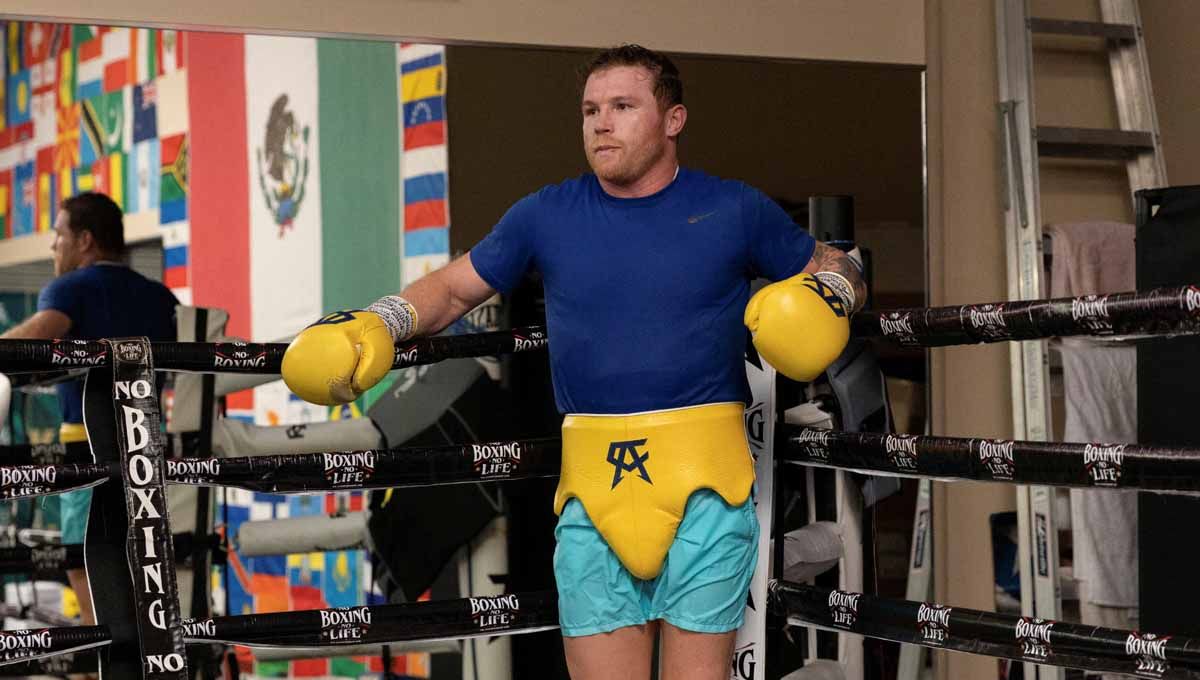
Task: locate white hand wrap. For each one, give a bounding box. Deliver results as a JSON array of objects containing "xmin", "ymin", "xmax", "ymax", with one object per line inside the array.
[
  {"xmin": 814, "ymin": 271, "xmax": 856, "ymax": 315},
  {"xmin": 366, "ymin": 295, "xmax": 419, "ymax": 342}
]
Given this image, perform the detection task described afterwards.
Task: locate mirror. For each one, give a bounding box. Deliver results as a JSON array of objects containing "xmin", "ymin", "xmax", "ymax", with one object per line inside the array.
[{"xmin": 0, "ymin": 20, "xmax": 926, "ymax": 680}]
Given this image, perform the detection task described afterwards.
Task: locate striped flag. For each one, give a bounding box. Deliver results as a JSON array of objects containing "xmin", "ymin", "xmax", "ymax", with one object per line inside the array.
[
  {"xmin": 399, "ymin": 44, "xmax": 449, "ymax": 287},
  {"xmin": 75, "ymin": 34, "xmax": 103, "ymax": 101},
  {"xmin": 157, "ymin": 30, "xmax": 185, "ymax": 75},
  {"xmin": 125, "ymin": 138, "xmax": 159, "ymax": 214},
  {"xmin": 131, "ymin": 28, "xmax": 157, "ymax": 84},
  {"xmin": 101, "ymin": 28, "xmax": 130, "ymax": 92}
]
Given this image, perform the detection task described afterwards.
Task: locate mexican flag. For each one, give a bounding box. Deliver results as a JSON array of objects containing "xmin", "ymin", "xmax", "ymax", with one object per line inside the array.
[{"xmin": 187, "ymin": 33, "xmax": 447, "ymax": 679}]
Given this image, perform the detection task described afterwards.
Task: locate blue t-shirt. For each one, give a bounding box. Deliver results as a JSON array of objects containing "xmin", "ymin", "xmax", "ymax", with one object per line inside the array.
[
  {"xmin": 37, "ymin": 263, "xmax": 179, "ymax": 423},
  {"xmin": 470, "ymin": 168, "xmax": 815, "ymax": 414}
]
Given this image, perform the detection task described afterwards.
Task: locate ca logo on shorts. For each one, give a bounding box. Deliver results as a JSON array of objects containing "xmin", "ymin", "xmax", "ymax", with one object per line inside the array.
[{"xmin": 607, "ymin": 439, "xmax": 652, "ymax": 489}]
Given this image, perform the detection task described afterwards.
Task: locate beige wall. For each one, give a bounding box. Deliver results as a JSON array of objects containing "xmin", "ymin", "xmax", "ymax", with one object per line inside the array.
[
  {"xmin": 925, "ymin": 1, "xmax": 1016, "ymax": 678},
  {"xmin": 1143, "ymin": 0, "xmax": 1200, "ymax": 185},
  {"xmin": 10, "ymin": 0, "xmax": 924, "ymax": 65}
]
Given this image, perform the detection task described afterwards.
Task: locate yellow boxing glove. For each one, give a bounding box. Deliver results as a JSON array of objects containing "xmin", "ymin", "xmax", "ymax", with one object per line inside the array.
[
  {"xmin": 744, "ymin": 273, "xmax": 851, "ymax": 382},
  {"xmin": 282, "ymin": 310, "xmax": 395, "ymax": 405}
]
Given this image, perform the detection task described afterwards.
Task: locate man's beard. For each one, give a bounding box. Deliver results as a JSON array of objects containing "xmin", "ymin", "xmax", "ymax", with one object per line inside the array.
[{"xmin": 591, "ymin": 141, "xmax": 665, "ymax": 186}]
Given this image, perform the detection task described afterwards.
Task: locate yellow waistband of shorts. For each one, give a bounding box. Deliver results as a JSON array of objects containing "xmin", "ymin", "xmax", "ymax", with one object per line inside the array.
[
  {"xmin": 59, "ymin": 423, "xmax": 88, "ymax": 444},
  {"xmin": 553, "ymin": 402, "xmax": 754, "ymax": 580}
]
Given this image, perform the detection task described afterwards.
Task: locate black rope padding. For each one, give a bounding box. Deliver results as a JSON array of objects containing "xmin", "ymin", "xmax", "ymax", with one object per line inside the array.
[
  {"xmin": 853, "ymin": 286, "xmax": 1200, "ymax": 347},
  {"xmin": 180, "ymin": 590, "xmax": 558, "ymax": 647},
  {"xmin": 164, "ymin": 437, "xmax": 561, "ymax": 494},
  {"xmin": 0, "ymin": 591, "xmax": 557, "ymax": 669},
  {"xmin": 0, "ymin": 463, "xmax": 110, "ymax": 499},
  {"xmin": 0, "ymin": 626, "xmax": 110, "ymax": 668},
  {"xmin": 0, "ymin": 532, "xmax": 222, "ymax": 577},
  {"xmin": 0, "ymin": 441, "xmax": 90, "ymax": 465},
  {"xmin": 783, "ymin": 426, "xmax": 1200, "ymax": 493},
  {"xmin": 772, "ymin": 580, "xmax": 1200, "ymax": 678},
  {"xmin": 0, "ymin": 326, "xmax": 548, "ymax": 375},
  {"xmin": 0, "ymin": 437, "xmax": 562, "ymax": 499}
]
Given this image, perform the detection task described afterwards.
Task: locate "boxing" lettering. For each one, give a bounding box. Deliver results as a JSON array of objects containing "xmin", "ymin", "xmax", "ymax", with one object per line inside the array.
[
  {"xmin": 1126, "ymin": 634, "xmax": 1168, "ymax": 660},
  {"xmin": 1071, "ymin": 296, "xmax": 1110, "ymax": 322},
  {"xmin": 968, "ymin": 307, "xmax": 1006, "ymax": 329},
  {"xmin": 323, "ymin": 452, "xmax": 375, "ymax": 472},
  {"xmin": 181, "ymin": 619, "xmax": 216, "ymax": 638},
  {"xmin": 320, "ymin": 607, "xmax": 372, "ymax": 628},
  {"xmin": 472, "ymin": 443, "xmax": 521, "ymax": 464},
  {"xmin": 879, "ymin": 314, "xmax": 915, "ymax": 338},
  {"xmin": 470, "ymin": 594, "xmax": 521, "ymax": 616},
  {"xmin": 0, "ymin": 466, "xmax": 56, "ymax": 487},
  {"xmin": 1015, "ymin": 618, "xmax": 1053, "ymax": 643},
  {"xmin": 979, "ymin": 440, "xmax": 1015, "ymax": 463},
  {"xmin": 917, "ymin": 603, "xmax": 951, "ymax": 627},
  {"xmin": 1187, "ymin": 287, "xmax": 1200, "ymax": 313},
  {"xmin": 0, "ymin": 630, "xmax": 51, "ymax": 651},
  {"xmin": 1083, "ymin": 444, "xmax": 1125, "ymax": 466},
  {"xmin": 166, "ymin": 459, "xmax": 221, "ymax": 479}
]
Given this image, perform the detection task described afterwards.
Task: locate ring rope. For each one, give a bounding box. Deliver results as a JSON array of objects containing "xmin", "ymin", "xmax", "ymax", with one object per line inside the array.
[
  {"xmin": 0, "ymin": 325, "xmax": 548, "ymax": 375},
  {"xmin": 0, "ymin": 437, "xmax": 562, "ymax": 500},
  {"xmin": 772, "ymin": 579, "xmax": 1200, "ymax": 678},
  {"xmin": 853, "ymin": 285, "xmax": 1200, "ymax": 346},
  {"xmin": 0, "ymin": 285, "xmax": 1195, "ymax": 378},
  {"xmin": 0, "ymin": 591, "xmax": 558, "ymax": 669},
  {"xmin": 784, "ymin": 426, "xmax": 1200, "ymax": 494}
]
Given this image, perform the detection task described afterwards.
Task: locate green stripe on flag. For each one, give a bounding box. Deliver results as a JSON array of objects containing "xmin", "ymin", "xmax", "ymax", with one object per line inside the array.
[
  {"xmin": 146, "ymin": 29, "xmax": 157, "ymax": 79},
  {"xmin": 317, "ymin": 39, "xmax": 401, "ymax": 312}
]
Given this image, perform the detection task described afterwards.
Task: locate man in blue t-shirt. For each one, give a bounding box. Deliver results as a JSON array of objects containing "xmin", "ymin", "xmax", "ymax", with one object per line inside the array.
[
  {"xmin": 283, "ymin": 46, "xmax": 865, "ymax": 679},
  {"xmin": 2, "ymin": 192, "xmax": 178, "ymax": 626}
]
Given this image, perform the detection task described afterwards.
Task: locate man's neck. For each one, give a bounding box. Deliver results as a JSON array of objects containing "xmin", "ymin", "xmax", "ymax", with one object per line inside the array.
[{"xmin": 598, "ymin": 160, "xmax": 680, "ymax": 199}]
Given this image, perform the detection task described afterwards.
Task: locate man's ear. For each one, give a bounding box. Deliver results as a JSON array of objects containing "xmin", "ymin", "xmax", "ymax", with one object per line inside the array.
[
  {"xmin": 666, "ymin": 103, "xmax": 687, "ymax": 138},
  {"xmin": 76, "ymin": 228, "xmax": 96, "ymax": 253}
]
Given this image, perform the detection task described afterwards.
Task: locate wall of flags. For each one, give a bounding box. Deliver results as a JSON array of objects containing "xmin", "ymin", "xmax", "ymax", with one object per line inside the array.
[
  {"xmin": 0, "ymin": 23, "xmax": 192, "ymax": 302},
  {"xmin": 0, "ymin": 20, "xmax": 453, "ymax": 680}
]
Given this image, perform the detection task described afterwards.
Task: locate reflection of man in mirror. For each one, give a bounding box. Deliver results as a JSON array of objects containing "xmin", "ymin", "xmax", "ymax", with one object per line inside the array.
[
  {"xmin": 283, "ymin": 44, "xmax": 865, "ymax": 680},
  {"xmin": 1, "ymin": 192, "xmax": 178, "ymax": 629}
]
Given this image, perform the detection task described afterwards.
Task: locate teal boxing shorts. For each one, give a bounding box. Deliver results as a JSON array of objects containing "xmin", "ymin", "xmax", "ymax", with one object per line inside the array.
[
  {"xmin": 59, "ymin": 488, "xmax": 92, "ymax": 546},
  {"xmin": 553, "ymin": 489, "xmax": 759, "ymax": 637}
]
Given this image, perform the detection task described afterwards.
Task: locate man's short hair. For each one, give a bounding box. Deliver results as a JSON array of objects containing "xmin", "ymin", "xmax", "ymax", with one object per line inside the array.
[
  {"xmin": 61, "ymin": 192, "xmax": 125, "ymax": 255},
  {"xmin": 581, "ymin": 44, "xmax": 683, "ymax": 110}
]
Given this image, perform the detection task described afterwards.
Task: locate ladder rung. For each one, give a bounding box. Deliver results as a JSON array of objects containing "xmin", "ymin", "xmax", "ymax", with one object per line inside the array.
[
  {"xmin": 1036, "ymin": 126, "xmax": 1154, "ymax": 160},
  {"xmin": 1027, "ymin": 18, "xmax": 1137, "ymax": 41}
]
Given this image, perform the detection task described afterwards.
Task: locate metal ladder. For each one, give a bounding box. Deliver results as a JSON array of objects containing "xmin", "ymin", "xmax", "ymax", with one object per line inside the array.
[{"xmin": 995, "ymin": 2, "xmax": 1166, "ymax": 680}]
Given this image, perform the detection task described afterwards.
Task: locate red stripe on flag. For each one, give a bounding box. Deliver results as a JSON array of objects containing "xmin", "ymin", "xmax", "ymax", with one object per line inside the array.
[
  {"xmin": 78, "ymin": 37, "xmax": 102, "ymax": 61},
  {"xmin": 404, "ymin": 200, "xmax": 447, "ymax": 230},
  {"xmin": 226, "ymin": 389, "xmax": 253, "ymax": 411},
  {"xmin": 103, "ymin": 59, "xmax": 129, "ymax": 92},
  {"xmin": 175, "ymin": 32, "xmax": 187, "ymax": 70},
  {"xmin": 292, "ymin": 659, "xmax": 328, "ymax": 677},
  {"xmin": 188, "ymin": 32, "xmax": 251, "ymax": 340},
  {"xmin": 403, "ymin": 121, "xmax": 445, "ymax": 150},
  {"xmin": 164, "ymin": 266, "xmax": 188, "ymax": 289}
]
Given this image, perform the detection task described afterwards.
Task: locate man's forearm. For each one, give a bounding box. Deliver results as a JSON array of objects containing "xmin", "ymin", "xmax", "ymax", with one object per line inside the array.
[
  {"xmin": 397, "ymin": 273, "xmax": 475, "ymax": 337},
  {"xmin": 804, "ymin": 242, "xmax": 867, "ymax": 313}
]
